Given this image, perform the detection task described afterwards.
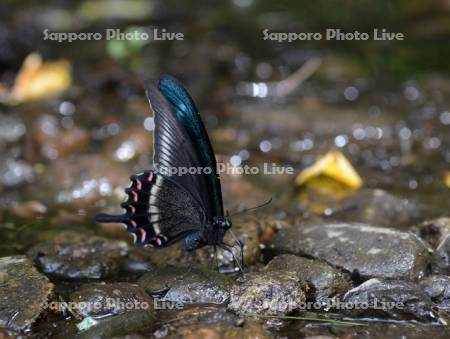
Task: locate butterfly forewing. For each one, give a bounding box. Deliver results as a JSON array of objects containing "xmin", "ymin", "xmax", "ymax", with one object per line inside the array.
[
  {"xmin": 145, "ymin": 82, "xmax": 209, "ymax": 214},
  {"xmin": 158, "ymin": 75, "xmax": 224, "ymax": 220}
]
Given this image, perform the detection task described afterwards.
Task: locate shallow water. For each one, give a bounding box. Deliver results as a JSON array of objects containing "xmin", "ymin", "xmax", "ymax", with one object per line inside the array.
[{"xmin": 0, "ymin": 0, "xmax": 449, "ymax": 338}]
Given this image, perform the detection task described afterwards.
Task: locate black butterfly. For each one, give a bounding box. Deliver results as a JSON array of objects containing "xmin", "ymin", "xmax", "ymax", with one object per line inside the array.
[{"xmin": 96, "ymin": 75, "xmax": 244, "ymax": 269}]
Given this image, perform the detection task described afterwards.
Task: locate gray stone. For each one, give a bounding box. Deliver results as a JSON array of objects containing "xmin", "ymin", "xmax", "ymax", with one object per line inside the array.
[
  {"xmin": 227, "ymin": 270, "xmax": 308, "ymax": 315},
  {"xmin": 0, "ymin": 256, "xmax": 54, "ymax": 331},
  {"xmin": 70, "ymin": 282, "xmax": 154, "ymax": 319},
  {"xmin": 266, "ymin": 254, "xmax": 351, "ymax": 303},
  {"xmin": 75, "ymin": 309, "xmax": 155, "ymax": 338},
  {"xmin": 138, "ymin": 265, "xmax": 232, "ymax": 305},
  {"xmin": 27, "ymin": 234, "xmax": 128, "ymax": 280},
  {"xmin": 343, "ymin": 278, "xmax": 436, "ymax": 321},
  {"xmin": 419, "ymin": 275, "xmax": 450, "ymax": 310},
  {"xmin": 141, "ymin": 215, "xmax": 262, "ymax": 270},
  {"xmin": 337, "ymin": 189, "xmax": 433, "ymax": 228},
  {"xmin": 271, "ymin": 223, "xmax": 431, "ymax": 280}
]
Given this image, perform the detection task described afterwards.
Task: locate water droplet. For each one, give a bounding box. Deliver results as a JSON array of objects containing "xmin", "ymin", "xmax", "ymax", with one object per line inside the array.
[
  {"xmin": 344, "ymin": 86, "xmax": 359, "ymax": 101},
  {"xmin": 58, "ymin": 101, "xmax": 75, "ymax": 116},
  {"xmin": 115, "ymin": 141, "xmax": 136, "ymax": 161},
  {"xmin": 440, "ymin": 111, "xmax": 450, "ymax": 125},
  {"xmin": 143, "ymin": 117, "xmax": 155, "ymax": 131},
  {"xmin": 353, "ymin": 127, "xmax": 366, "ymax": 140},
  {"xmin": 408, "ymin": 179, "xmax": 418, "ymax": 189},
  {"xmin": 238, "ymin": 149, "xmax": 250, "ymax": 160},
  {"xmin": 252, "ymin": 82, "xmax": 268, "ymax": 98},
  {"xmin": 334, "ymin": 135, "xmax": 348, "ymax": 148},
  {"xmin": 230, "ymin": 155, "xmax": 242, "ymax": 166},
  {"xmin": 259, "ymin": 140, "xmax": 272, "ymax": 152},
  {"xmin": 404, "ymin": 86, "xmax": 419, "ymax": 101},
  {"xmin": 399, "ymin": 127, "xmax": 412, "ymax": 140}
]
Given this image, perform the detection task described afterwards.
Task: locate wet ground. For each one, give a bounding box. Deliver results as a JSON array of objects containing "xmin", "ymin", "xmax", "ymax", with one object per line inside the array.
[{"xmin": 0, "ymin": 1, "xmax": 450, "ymax": 338}]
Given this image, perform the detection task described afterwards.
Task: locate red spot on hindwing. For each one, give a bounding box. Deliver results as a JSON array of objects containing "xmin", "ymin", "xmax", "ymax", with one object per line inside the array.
[
  {"xmin": 136, "ymin": 179, "xmax": 142, "ymax": 190},
  {"xmin": 131, "ymin": 191, "xmax": 138, "ymax": 202},
  {"xmin": 140, "ymin": 229, "xmax": 146, "ymax": 242}
]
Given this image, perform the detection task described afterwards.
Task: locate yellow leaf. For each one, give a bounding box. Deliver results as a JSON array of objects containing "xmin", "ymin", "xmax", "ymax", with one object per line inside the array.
[
  {"xmin": 0, "ymin": 53, "xmax": 71, "ymax": 104},
  {"xmin": 296, "ymin": 149, "xmax": 363, "ymax": 189},
  {"xmin": 446, "ymin": 172, "xmax": 450, "ymax": 188}
]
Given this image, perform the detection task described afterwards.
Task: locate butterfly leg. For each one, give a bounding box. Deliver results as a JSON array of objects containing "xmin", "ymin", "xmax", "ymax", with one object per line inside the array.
[
  {"xmin": 219, "ymin": 243, "xmax": 243, "ymax": 272},
  {"xmin": 228, "ymin": 229, "xmax": 244, "ymax": 269},
  {"xmin": 209, "ymin": 245, "xmax": 219, "ymax": 271}
]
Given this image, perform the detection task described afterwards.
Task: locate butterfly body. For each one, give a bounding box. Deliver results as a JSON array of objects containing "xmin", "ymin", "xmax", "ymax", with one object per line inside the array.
[{"xmin": 96, "ymin": 75, "xmax": 235, "ymax": 256}]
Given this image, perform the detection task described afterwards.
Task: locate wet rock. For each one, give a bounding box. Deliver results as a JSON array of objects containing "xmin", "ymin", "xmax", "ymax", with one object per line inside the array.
[
  {"xmin": 103, "ymin": 127, "xmax": 153, "ymax": 163},
  {"xmin": 411, "ymin": 218, "xmax": 450, "ymax": 274},
  {"xmin": 162, "ymin": 305, "xmax": 238, "ymax": 329},
  {"xmin": 0, "ymin": 328, "xmax": 23, "ymax": 339},
  {"xmin": 419, "ymin": 275, "xmax": 450, "ymax": 310},
  {"xmin": 21, "ymin": 228, "xmax": 95, "ymax": 250},
  {"xmin": 0, "ymin": 113, "xmax": 26, "ymax": 145},
  {"xmin": 138, "ymin": 265, "xmax": 232, "ymax": 304},
  {"xmin": 336, "ymin": 189, "xmax": 432, "ymax": 228},
  {"xmin": 434, "ymin": 240, "xmax": 450, "ymax": 275},
  {"xmin": 0, "ymin": 256, "xmax": 54, "ymax": 331},
  {"xmin": 176, "ymin": 321, "xmax": 271, "ymax": 339},
  {"xmin": 75, "ymin": 309, "xmax": 155, "ymax": 338},
  {"xmin": 0, "ymin": 157, "xmax": 33, "ymax": 188},
  {"xmin": 27, "ymin": 234, "xmax": 128, "ymax": 280},
  {"xmin": 266, "ymin": 254, "xmax": 351, "ymax": 303},
  {"xmin": 31, "ymin": 114, "xmax": 89, "ymax": 160},
  {"xmin": 11, "ymin": 200, "xmax": 47, "ymax": 219},
  {"xmin": 343, "ymin": 278, "xmax": 436, "ymax": 321},
  {"xmin": 120, "ymin": 247, "xmax": 154, "ymax": 274},
  {"xmin": 221, "ymin": 174, "xmax": 270, "ymax": 215},
  {"xmin": 227, "ymin": 270, "xmax": 308, "ymax": 315},
  {"xmin": 141, "ymin": 215, "xmax": 262, "ymax": 269},
  {"xmin": 271, "ymin": 223, "xmax": 431, "ymax": 281},
  {"xmin": 153, "ymin": 305, "xmax": 252, "ymax": 338},
  {"xmin": 37, "ymin": 155, "xmax": 129, "ymax": 206},
  {"xmin": 70, "ymin": 282, "xmax": 154, "ymax": 319},
  {"xmin": 289, "ymin": 317, "xmax": 449, "ymax": 338}
]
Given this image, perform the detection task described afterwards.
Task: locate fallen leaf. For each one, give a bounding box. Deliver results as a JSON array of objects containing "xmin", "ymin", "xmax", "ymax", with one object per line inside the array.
[
  {"xmin": 446, "ymin": 172, "xmax": 450, "ymax": 188},
  {"xmin": 0, "ymin": 53, "xmax": 71, "ymax": 104},
  {"xmin": 296, "ymin": 149, "xmax": 363, "ymax": 189}
]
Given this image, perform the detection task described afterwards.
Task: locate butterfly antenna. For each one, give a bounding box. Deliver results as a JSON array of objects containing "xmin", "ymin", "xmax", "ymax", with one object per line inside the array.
[{"xmin": 228, "ymin": 197, "xmax": 273, "ymax": 218}]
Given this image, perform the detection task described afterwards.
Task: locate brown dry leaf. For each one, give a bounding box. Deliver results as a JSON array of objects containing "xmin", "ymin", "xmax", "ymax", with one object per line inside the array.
[
  {"xmin": 445, "ymin": 172, "xmax": 450, "ymax": 188},
  {"xmin": 0, "ymin": 53, "xmax": 71, "ymax": 104},
  {"xmin": 296, "ymin": 149, "xmax": 363, "ymax": 189}
]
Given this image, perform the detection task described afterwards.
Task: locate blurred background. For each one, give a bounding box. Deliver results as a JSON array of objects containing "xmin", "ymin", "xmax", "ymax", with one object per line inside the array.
[{"xmin": 0, "ymin": 0, "xmax": 449, "ymax": 252}]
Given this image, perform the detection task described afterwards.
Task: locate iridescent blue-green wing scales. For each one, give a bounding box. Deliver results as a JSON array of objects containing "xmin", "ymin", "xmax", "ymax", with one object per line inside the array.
[{"xmin": 158, "ymin": 75, "xmax": 224, "ymax": 220}]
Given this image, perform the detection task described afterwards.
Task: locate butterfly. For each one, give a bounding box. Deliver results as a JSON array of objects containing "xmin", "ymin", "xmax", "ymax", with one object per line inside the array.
[{"xmin": 96, "ymin": 75, "xmax": 245, "ymax": 270}]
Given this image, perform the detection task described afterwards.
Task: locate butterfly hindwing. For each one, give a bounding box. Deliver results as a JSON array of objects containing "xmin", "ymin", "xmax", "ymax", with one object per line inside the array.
[{"xmin": 96, "ymin": 171, "xmax": 205, "ymax": 247}]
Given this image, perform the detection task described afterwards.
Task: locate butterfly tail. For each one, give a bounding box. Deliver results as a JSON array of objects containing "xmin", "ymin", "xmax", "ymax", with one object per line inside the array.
[{"xmin": 95, "ymin": 213, "xmax": 128, "ymax": 223}]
